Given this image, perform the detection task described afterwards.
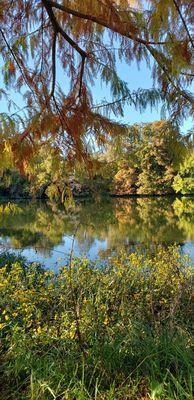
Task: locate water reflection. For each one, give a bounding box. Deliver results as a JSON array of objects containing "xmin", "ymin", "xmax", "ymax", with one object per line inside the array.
[{"xmin": 0, "ymin": 197, "xmax": 193, "ymax": 267}]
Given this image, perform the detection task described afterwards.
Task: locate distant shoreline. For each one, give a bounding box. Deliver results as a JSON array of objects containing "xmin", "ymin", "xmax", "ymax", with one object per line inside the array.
[
  {"xmin": 109, "ymin": 192, "xmax": 194, "ymax": 198},
  {"xmin": 0, "ymin": 192, "xmax": 194, "ymax": 202}
]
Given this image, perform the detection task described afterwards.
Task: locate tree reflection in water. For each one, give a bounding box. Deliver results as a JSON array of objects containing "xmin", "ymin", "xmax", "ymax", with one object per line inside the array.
[{"xmin": 0, "ymin": 197, "xmax": 193, "ymax": 265}]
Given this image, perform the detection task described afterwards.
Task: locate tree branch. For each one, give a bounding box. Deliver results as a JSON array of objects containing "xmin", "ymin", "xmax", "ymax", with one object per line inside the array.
[
  {"xmin": 0, "ymin": 27, "xmax": 37, "ymax": 100},
  {"xmin": 49, "ymin": 31, "xmax": 57, "ymax": 99},
  {"xmin": 145, "ymin": 44, "xmax": 194, "ymax": 105},
  {"xmin": 92, "ymin": 95, "xmax": 135, "ymax": 110},
  {"xmin": 180, "ymin": 72, "xmax": 194, "ymax": 78},
  {"xmin": 42, "ymin": 0, "xmax": 87, "ymax": 97},
  {"xmin": 172, "ymin": 0, "xmax": 194, "ymax": 49},
  {"xmin": 79, "ymin": 57, "xmax": 86, "ymax": 97},
  {"xmin": 46, "ymin": 0, "xmax": 170, "ymax": 46},
  {"xmin": 42, "ymin": 0, "xmax": 87, "ymax": 58},
  {"xmin": 43, "ymin": 1, "xmax": 193, "ymax": 105}
]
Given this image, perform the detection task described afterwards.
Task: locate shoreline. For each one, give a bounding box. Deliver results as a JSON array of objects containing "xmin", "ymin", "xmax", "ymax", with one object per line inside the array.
[{"xmin": 0, "ymin": 192, "xmax": 194, "ymax": 203}]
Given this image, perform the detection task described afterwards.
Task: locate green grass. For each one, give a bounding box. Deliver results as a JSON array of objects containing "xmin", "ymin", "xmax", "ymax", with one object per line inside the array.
[{"xmin": 0, "ymin": 247, "xmax": 193, "ymax": 399}]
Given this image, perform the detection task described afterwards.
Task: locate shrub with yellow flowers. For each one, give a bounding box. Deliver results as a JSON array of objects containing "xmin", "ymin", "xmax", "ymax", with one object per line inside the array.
[{"xmin": 0, "ymin": 247, "xmax": 193, "ymax": 399}]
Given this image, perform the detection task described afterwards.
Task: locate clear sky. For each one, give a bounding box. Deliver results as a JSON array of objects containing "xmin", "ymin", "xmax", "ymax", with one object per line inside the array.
[
  {"xmin": 0, "ymin": 56, "xmax": 193, "ymax": 135},
  {"xmin": 91, "ymin": 58, "xmax": 193, "ymax": 134}
]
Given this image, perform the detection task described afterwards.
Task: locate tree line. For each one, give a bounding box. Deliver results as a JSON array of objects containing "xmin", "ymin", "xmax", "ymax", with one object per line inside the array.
[{"xmin": 0, "ymin": 121, "xmax": 193, "ymax": 200}]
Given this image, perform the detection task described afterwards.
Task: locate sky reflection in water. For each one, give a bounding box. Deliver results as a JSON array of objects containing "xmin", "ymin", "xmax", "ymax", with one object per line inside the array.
[{"xmin": 0, "ymin": 196, "xmax": 193, "ymax": 269}]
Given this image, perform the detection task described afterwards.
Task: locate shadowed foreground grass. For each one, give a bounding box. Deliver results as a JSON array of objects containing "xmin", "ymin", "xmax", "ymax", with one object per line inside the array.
[{"xmin": 0, "ymin": 247, "xmax": 193, "ymax": 399}]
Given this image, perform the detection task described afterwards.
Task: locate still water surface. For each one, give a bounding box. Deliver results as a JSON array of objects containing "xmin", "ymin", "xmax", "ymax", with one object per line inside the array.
[{"xmin": 0, "ymin": 196, "xmax": 194, "ymax": 269}]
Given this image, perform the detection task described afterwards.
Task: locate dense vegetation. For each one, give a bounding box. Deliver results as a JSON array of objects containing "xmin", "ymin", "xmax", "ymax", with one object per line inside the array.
[
  {"xmin": 0, "ymin": 247, "xmax": 193, "ymax": 400},
  {"xmin": 0, "ymin": 121, "xmax": 193, "ymax": 200},
  {"xmin": 111, "ymin": 121, "xmax": 194, "ymax": 196}
]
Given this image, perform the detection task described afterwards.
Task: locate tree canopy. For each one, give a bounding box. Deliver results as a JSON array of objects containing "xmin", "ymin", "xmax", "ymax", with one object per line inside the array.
[
  {"xmin": 111, "ymin": 120, "xmax": 188, "ymax": 194},
  {"xmin": 1, "ymin": 120, "xmax": 193, "ymax": 200},
  {"xmin": 0, "ymin": 0, "xmax": 193, "ymax": 171}
]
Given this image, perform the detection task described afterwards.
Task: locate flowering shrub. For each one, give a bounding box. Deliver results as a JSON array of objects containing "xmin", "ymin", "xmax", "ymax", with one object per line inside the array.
[{"xmin": 0, "ymin": 247, "xmax": 193, "ymax": 399}]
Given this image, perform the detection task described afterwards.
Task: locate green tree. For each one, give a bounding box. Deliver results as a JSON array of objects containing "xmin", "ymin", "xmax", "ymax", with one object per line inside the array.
[
  {"xmin": 173, "ymin": 152, "xmax": 194, "ymax": 194},
  {"xmin": 113, "ymin": 121, "xmax": 187, "ymax": 195},
  {"xmin": 26, "ymin": 145, "xmax": 70, "ymax": 202},
  {"xmin": 0, "ymin": 169, "xmax": 29, "ymax": 198}
]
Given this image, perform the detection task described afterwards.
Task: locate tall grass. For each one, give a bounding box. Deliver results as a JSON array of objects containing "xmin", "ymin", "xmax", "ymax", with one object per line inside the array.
[{"xmin": 0, "ymin": 247, "xmax": 193, "ymax": 399}]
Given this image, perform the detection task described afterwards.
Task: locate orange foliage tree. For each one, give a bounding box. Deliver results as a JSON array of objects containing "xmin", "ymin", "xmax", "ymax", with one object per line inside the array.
[{"xmin": 0, "ymin": 0, "xmax": 193, "ymax": 171}]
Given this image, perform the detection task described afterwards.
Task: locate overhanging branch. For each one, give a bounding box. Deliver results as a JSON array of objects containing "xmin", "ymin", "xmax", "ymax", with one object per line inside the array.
[
  {"xmin": 42, "ymin": 0, "xmax": 87, "ymax": 96},
  {"xmin": 145, "ymin": 44, "xmax": 194, "ymax": 105},
  {"xmin": 0, "ymin": 27, "xmax": 37, "ymax": 100},
  {"xmin": 172, "ymin": 0, "xmax": 194, "ymax": 49},
  {"xmin": 49, "ymin": 31, "xmax": 57, "ymax": 99},
  {"xmin": 46, "ymin": 0, "xmax": 170, "ymax": 46}
]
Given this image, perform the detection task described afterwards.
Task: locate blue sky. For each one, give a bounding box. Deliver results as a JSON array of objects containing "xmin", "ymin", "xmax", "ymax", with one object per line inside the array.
[
  {"xmin": 0, "ymin": 56, "xmax": 193, "ymax": 135},
  {"xmin": 92, "ymin": 59, "xmax": 193, "ymax": 134}
]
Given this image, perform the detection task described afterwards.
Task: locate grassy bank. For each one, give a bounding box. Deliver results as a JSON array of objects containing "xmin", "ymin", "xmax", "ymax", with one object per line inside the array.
[{"xmin": 0, "ymin": 248, "xmax": 193, "ymax": 399}]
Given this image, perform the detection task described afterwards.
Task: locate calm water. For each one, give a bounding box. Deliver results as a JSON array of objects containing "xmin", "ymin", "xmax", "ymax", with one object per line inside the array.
[{"xmin": 0, "ymin": 196, "xmax": 194, "ymax": 269}]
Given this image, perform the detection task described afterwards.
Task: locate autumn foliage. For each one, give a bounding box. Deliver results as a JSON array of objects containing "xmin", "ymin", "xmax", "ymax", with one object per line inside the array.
[{"xmin": 0, "ymin": 0, "xmax": 193, "ymax": 172}]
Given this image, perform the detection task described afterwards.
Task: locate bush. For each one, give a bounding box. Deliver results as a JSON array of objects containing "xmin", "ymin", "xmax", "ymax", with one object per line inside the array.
[
  {"xmin": 0, "ymin": 247, "xmax": 193, "ymax": 399},
  {"xmin": 173, "ymin": 153, "xmax": 194, "ymax": 195}
]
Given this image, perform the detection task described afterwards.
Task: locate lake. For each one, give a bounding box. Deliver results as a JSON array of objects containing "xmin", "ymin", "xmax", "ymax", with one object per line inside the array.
[{"xmin": 0, "ymin": 196, "xmax": 194, "ymax": 269}]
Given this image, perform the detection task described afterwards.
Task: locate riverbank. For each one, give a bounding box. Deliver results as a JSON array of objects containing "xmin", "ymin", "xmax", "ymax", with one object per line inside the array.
[
  {"xmin": 110, "ymin": 192, "xmax": 194, "ymax": 198},
  {"xmin": 1, "ymin": 191, "xmax": 194, "ymax": 203},
  {"xmin": 0, "ymin": 247, "xmax": 193, "ymax": 399}
]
